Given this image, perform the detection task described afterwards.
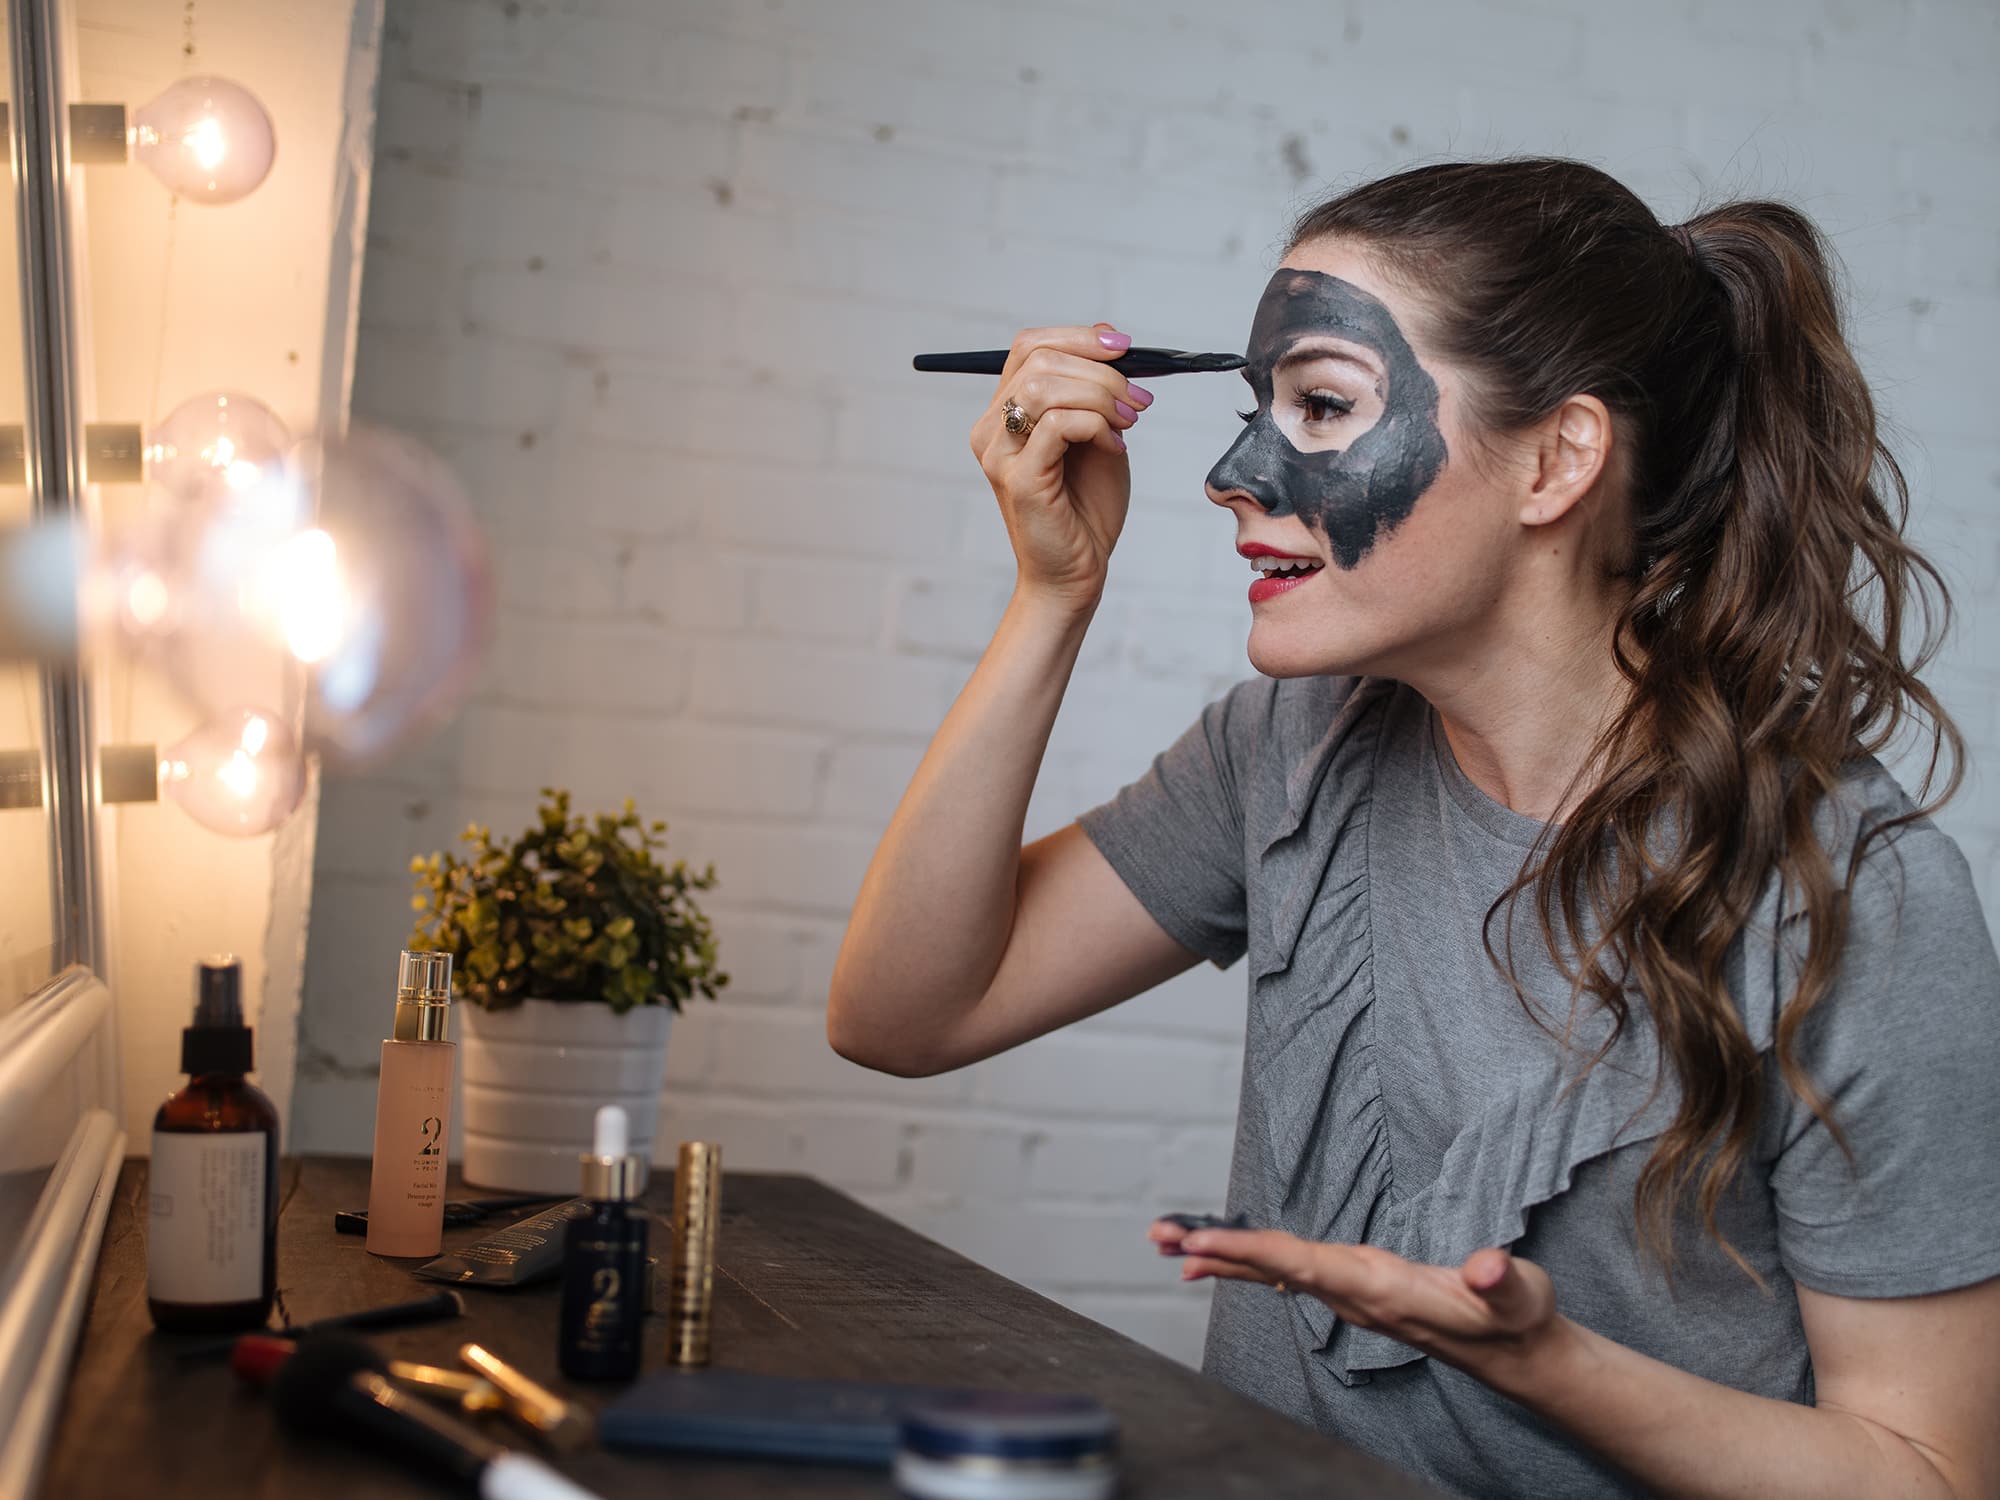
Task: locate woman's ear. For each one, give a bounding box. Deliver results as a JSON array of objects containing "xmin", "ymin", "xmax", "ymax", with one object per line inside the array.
[{"xmin": 1520, "ymin": 394, "xmax": 1613, "ymax": 528}]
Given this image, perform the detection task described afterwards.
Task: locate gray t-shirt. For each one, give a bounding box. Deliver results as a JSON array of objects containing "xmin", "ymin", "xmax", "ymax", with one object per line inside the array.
[{"xmin": 1078, "ymin": 674, "xmax": 2000, "ymax": 1500}]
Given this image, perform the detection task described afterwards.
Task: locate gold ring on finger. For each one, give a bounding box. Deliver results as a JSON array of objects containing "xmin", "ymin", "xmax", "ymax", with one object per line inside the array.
[
  {"xmin": 1002, "ymin": 398, "xmax": 1037, "ymax": 438},
  {"xmin": 1273, "ymin": 1279, "xmax": 1290, "ymax": 1294}
]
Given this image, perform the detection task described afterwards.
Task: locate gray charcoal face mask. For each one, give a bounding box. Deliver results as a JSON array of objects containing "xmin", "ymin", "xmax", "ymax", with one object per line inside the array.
[{"xmin": 1206, "ymin": 268, "xmax": 1449, "ymax": 569}]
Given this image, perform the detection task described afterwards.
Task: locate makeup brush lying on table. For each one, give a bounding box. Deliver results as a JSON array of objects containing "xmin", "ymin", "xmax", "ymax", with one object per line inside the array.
[{"xmin": 913, "ymin": 347, "xmax": 1246, "ymax": 377}]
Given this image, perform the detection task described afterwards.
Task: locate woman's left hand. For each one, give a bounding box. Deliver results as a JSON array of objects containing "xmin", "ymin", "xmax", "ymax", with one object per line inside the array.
[{"xmin": 1152, "ymin": 1220, "xmax": 1561, "ymax": 1377}]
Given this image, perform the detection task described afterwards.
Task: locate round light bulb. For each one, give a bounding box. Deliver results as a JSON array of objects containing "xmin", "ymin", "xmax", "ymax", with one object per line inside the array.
[
  {"xmin": 96, "ymin": 455, "xmax": 316, "ymax": 719},
  {"xmin": 295, "ymin": 426, "xmax": 493, "ymax": 766},
  {"xmin": 158, "ymin": 707, "xmax": 307, "ymax": 836},
  {"xmin": 131, "ymin": 77, "xmax": 276, "ymax": 204},
  {"xmin": 147, "ymin": 391, "xmax": 291, "ymax": 499},
  {"xmin": 74, "ymin": 427, "xmax": 490, "ymax": 766}
]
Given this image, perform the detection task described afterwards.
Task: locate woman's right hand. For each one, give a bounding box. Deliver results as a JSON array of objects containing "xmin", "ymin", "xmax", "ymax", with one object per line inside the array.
[{"xmin": 970, "ymin": 323, "xmax": 1151, "ymax": 613}]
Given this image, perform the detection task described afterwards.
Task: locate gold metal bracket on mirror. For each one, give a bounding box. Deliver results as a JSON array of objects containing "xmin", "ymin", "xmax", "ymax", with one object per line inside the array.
[
  {"xmin": 0, "ymin": 422, "xmax": 159, "ymax": 486},
  {"xmin": 0, "ymin": 745, "xmax": 160, "ymax": 811},
  {"xmin": 66, "ymin": 103, "xmax": 128, "ymax": 165}
]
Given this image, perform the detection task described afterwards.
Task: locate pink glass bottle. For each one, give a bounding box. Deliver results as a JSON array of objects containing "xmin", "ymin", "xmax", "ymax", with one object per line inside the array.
[{"xmin": 365, "ymin": 950, "xmax": 456, "ymax": 1258}]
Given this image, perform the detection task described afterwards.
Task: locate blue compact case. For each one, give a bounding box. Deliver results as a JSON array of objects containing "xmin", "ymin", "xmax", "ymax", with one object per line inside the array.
[{"xmin": 599, "ymin": 1369, "xmax": 1006, "ymax": 1464}]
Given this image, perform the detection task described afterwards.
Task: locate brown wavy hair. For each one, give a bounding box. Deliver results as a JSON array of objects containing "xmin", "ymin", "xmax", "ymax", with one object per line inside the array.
[{"xmin": 1291, "ymin": 158, "xmax": 1963, "ymax": 1276}]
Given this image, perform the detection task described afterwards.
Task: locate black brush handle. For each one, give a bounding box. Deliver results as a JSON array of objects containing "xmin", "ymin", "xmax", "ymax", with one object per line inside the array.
[{"xmin": 913, "ymin": 347, "xmax": 1245, "ymax": 377}]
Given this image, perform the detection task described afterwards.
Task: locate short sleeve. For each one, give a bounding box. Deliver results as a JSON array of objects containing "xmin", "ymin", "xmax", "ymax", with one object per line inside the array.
[
  {"xmin": 1076, "ymin": 677, "xmax": 1273, "ymax": 970},
  {"xmin": 1769, "ymin": 820, "xmax": 2000, "ymax": 1298}
]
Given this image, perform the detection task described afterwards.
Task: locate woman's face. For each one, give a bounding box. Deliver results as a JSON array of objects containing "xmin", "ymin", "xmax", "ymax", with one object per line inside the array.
[{"xmin": 1206, "ymin": 239, "xmax": 1523, "ymax": 682}]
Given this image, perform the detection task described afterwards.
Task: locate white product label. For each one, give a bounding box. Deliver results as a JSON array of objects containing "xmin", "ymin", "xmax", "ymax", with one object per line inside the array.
[{"xmin": 148, "ymin": 1132, "xmax": 267, "ymax": 1305}]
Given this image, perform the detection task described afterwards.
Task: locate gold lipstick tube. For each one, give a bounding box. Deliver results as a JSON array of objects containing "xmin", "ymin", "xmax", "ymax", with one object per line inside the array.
[{"xmin": 666, "ymin": 1141, "xmax": 721, "ymax": 1366}]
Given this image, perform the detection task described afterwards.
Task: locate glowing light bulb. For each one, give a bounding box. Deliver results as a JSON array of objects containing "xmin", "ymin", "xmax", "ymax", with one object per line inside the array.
[
  {"xmin": 130, "ymin": 77, "xmax": 276, "ymax": 204},
  {"xmin": 146, "ymin": 391, "xmax": 291, "ymax": 499},
  {"xmin": 6, "ymin": 426, "xmax": 491, "ymax": 768},
  {"xmin": 293, "ymin": 427, "xmax": 493, "ymax": 766},
  {"xmin": 158, "ymin": 707, "xmax": 307, "ymax": 836}
]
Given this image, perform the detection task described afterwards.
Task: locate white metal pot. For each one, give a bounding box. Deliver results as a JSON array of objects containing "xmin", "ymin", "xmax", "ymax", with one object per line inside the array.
[{"xmin": 457, "ymin": 998, "xmax": 672, "ymax": 1192}]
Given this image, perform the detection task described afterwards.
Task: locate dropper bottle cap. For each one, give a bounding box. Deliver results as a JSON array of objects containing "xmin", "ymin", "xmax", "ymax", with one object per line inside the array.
[
  {"xmin": 392, "ymin": 949, "xmax": 453, "ymax": 1042},
  {"xmin": 578, "ymin": 1105, "xmax": 647, "ymax": 1202},
  {"xmin": 182, "ymin": 954, "xmax": 253, "ymax": 1075}
]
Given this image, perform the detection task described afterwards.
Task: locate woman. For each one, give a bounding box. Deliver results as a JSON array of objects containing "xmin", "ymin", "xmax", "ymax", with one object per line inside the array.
[{"xmin": 827, "ymin": 158, "xmax": 2000, "ymax": 1498}]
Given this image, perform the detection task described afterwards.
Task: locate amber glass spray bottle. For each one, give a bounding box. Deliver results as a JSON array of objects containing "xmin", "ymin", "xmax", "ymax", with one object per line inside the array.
[
  {"xmin": 148, "ymin": 956, "xmax": 281, "ymax": 1332},
  {"xmin": 365, "ymin": 950, "xmax": 456, "ymax": 1258}
]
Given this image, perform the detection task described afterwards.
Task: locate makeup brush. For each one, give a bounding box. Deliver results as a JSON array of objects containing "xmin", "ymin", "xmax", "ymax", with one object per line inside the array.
[
  {"xmin": 912, "ymin": 347, "xmax": 1245, "ymax": 378},
  {"xmin": 268, "ymin": 1335, "xmax": 603, "ymax": 1500}
]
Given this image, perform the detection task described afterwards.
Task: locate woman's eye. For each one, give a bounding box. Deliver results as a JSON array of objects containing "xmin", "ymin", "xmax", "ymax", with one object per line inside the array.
[{"xmin": 1296, "ymin": 390, "xmax": 1356, "ymax": 423}]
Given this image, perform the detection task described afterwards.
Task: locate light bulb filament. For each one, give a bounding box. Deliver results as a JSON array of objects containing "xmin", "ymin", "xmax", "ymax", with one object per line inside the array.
[{"xmin": 185, "ymin": 115, "xmax": 228, "ymax": 173}]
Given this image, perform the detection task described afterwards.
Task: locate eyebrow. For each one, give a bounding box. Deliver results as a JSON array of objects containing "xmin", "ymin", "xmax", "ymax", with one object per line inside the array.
[{"xmin": 1273, "ymin": 340, "xmax": 1383, "ymax": 379}]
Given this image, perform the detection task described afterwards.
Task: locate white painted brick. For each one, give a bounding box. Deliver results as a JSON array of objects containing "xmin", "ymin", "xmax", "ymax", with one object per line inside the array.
[
  {"xmin": 442, "ymin": 707, "xmax": 824, "ymax": 821},
  {"xmin": 1075, "ymin": 962, "xmax": 1248, "ymax": 1042},
  {"xmin": 299, "ymin": 873, "xmax": 419, "ymax": 1066},
  {"xmin": 363, "ymin": 159, "xmax": 617, "ymax": 269},
  {"xmin": 832, "ymin": 388, "xmax": 997, "ymax": 482},
  {"xmin": 968, "ymin": 1034, "xmax": 1236, "ymax": 1121},
  {"xmin": 573, "ymin": 368, "xmax": 837, "ymax": 465},
  {"xmin": 619, "ymin": 544, "xmax": 756, "ymax": 633},
  {"xmin": 1026, "ymin": 1125, "xmax": 1156, "ymax": 1200},
  {"xmin": 996, "ymin": 167, "xmax": 1262, "ymax": 260},
  {"xmin": 708, "ymin": 1009, "xmax": 972, "ymax": 1105},
  {"xmin": 410, "ymin": 424, "xmax": 568, "ymax": 539},
  {"xmin": 733, "ymin": 291, "xmax": 996, "ymax": 385},
  {"xmin": 732, "ymin": 125, "xmax": 997, "ymax": 229},
  {"xmin": 1151, "ymin": 1129, "xmax": 1236, "ymax": 1204},
  {"xmin": 462, "ymin": 267, "xmax": 737, "ymax": 360},
  {"xmin": 751, "ymin": 558, "xmax": 892, "ymax": 645},
  {"xmin": 654, "ymin": 1098, "xmax": 909, "ymax": 1192},
  {"xmin": 461, "ymin": 85, "xmax": 736, "ymax": 191},
  {"xmin": 791, "ymin": 921, "xmax": 848, "ymax": 1012},
  {"xmin": 690, "ymin": 639, "xmax": 959, "ymax": 735},
  {"xmin": 674, "ymin": 821, "xmax": 880, "ymax": 915},
  {"xmin": 698, "ymin": 911, "xmax": 809, "ymax": 1004},
  {"xmin": 695, "ymin": 461, "xmax": 966, "ymax": 562},
  {"xmin": 490, "ymin": 534, "xmax": 629, "ymax": 618},
  {"xmin": 475, "ymin": 615, "xmax": 694, "ymax": 715},
  {"xmin": 553, "ymin": 437, "xmax": 707, "ymax": 540},
  {"xmin": 350, "ymin": 329, "xmax": 567, "ymax": 433},
  {"xmin": 881, "ymin": 1198, "xmax": 1169, "ymax": 1290},
  {"xmin": 893, "ymin": 574, "xmax": 1012, "ymax": 660},
  {"xmin": 819, "ymin": 739, "xmax": 924, "ymax": 829},
  {"xmin": 789, "ymin": 48, "xmax": 1036, "ymax": 156},
  {"xmin": 903, "ymin": 1118, "xmax": 1037, "ymax": 1198}
]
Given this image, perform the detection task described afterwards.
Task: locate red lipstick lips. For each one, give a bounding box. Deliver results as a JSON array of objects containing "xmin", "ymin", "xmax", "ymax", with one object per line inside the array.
[{"xmin": 1239, "ymin": 541, "xmax": 1324, "ymax": 603}]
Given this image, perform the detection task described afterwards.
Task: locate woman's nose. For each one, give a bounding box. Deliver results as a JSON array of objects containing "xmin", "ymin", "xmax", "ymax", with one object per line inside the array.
[{"xmin": 1206, "ymin": 480, "xmax": 1261, "ymax": 512}]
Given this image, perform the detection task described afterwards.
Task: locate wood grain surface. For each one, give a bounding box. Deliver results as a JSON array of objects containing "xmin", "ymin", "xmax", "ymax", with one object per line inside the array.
[{"xmin": 41, "ymin": 1158, "xmax": 1445, "ymax": 1498}]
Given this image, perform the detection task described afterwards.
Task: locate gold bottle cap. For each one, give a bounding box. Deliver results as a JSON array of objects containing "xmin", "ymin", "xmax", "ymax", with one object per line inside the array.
[
  {"xmin": 393, "ymin": 949, "xmax": 454, "ymax": 1042},
  {"xmin": 579, "ymin": 1105, "xmax": 649, "ymax": 1201}
]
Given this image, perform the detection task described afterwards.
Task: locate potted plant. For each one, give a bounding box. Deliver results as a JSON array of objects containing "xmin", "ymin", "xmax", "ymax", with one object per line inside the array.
[{"xmin": 409, "ymin": 788, "xmax": 727, "ymax": 1191}]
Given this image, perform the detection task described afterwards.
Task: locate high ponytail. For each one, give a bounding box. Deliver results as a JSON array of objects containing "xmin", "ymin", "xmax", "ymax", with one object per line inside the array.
[{"xmin": 1291, "ymin": 160, "xmax": 1963, "ymax": 1275}]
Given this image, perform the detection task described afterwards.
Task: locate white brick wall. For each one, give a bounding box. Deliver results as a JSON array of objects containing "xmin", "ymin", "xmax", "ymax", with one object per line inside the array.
[{"xmin": 296, "ymin": 0, "xmax": 2000, "ymax": 1366}]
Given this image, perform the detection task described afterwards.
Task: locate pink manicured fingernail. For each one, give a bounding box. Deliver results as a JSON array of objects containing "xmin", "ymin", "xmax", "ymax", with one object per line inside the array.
[
  {"xmin": 1114, "ymin": 399, "xmax": 1137, "ymax": 422},
  {"xmin": 1097, "ymin": 328, "xmax": 1132, "ymax": 351},
  {"xmin": 1112, "ymin": 431, "xmax": 1127, "ymax": 452},
  {"xmin": 1126, "ymin": 382, "xmax": 1154, "ymax": 407}
]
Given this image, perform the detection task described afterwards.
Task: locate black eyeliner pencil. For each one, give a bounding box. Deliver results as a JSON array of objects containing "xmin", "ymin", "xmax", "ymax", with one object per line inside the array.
[
  {"xmin": 174, "ymin": 1289, "xmax": 467, "ymax": 1361},
  {"xmin": 913, "ymin": 347, "xmax": 1246, "ymax": 378}
]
